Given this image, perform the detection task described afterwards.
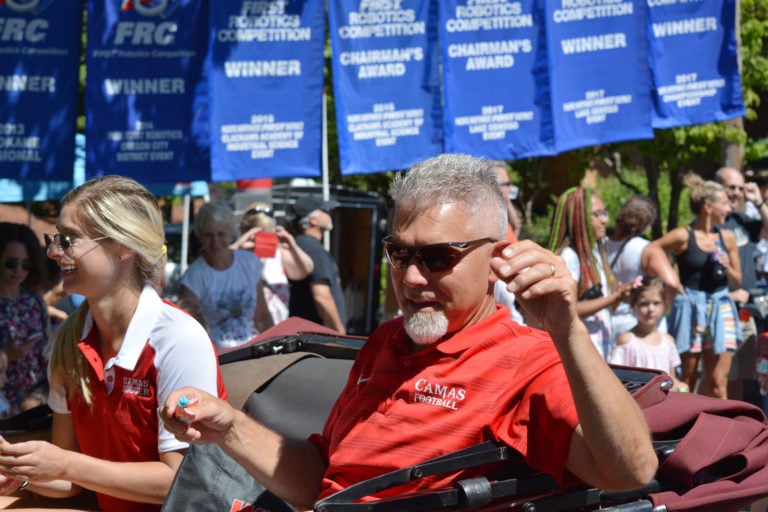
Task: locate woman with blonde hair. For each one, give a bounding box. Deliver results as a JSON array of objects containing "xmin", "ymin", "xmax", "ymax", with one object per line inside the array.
[
  {"xmin": 548, "ymin": 187, "xmax": 631, "ymax": 359},
  {"xmin": 644, "ymin": 173, "xmax": 741, "ymax": 398},
  {"xmin": 231, "ymin": 202, "xmax": 313, "ymax": 327},
  {"xmin": 0, "ymin": 176, "xmax": 225, "ymax": 511}
]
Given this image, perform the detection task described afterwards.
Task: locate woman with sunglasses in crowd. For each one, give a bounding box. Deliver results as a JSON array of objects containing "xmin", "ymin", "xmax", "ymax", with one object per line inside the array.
[
  {"xmin": 231, "ymin": 202, "xmax": 313, "ymax": 329},
  {"xmin": 0, "ymin": 176, "xmax": 225, "ymax": 511},
  {"xmin": 0, "ymin": 222, "xmax": 50, "ymax": 417},
  {"xmin": 548, "ymin": 187, "xmax": 632, "ymax": 360},
  {"xmin": 644, "ymin": 173, "xmax": 742, "ymax": 398}
]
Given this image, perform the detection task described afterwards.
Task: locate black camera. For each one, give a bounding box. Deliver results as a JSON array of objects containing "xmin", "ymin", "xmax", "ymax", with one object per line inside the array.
[{"xmin": 578, "ymin": 283, "xmax": 603, "ymax": 302}]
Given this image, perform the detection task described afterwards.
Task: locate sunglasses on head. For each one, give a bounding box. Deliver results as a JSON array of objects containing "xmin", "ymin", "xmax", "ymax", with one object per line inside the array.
[
  {"xmin": 382, "ymin": 236, "xmax": 497, "ymax": 273},
  {"xmin": 246, "ymin": 207, "xmax": 274, "ymax": 217},
  {"xmin": 3, "ymin": 259, "xmax": 33, "ymax": 272}
]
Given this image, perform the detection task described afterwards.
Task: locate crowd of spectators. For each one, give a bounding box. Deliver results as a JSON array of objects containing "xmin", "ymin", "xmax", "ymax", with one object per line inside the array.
[{"xmin": 3, "ymin": 157, "xmax": 768, "ymax": 509}]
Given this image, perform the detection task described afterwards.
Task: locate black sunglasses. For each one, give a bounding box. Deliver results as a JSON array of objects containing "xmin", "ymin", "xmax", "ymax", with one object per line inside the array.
[
  {"xmin": 382, "ymin": 236, "xmax": 497, "ymax": 273},
  {"xmin": 246, "ymin": 207, "xmax": 274, "ymax": 218},
  {"xmin": 3, "ymin": 258, "xmax": 33, "ymax": 272}
]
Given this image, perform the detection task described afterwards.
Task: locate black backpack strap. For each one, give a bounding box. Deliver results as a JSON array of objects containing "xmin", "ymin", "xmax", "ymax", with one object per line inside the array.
[{"xmin": 609, "ymin": 237, "xmax": 632, "ymax": 270}]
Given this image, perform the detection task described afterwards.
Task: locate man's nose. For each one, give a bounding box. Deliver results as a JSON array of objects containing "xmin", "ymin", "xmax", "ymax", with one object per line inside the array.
[{"xmin": 401, "ymin": 260, "xmax": 429, "ymax": 287}]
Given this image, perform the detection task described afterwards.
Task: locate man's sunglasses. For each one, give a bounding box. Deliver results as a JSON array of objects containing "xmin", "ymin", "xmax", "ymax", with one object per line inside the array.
[
  {"xmin": 246, "ymin": 207, "xmax": 274, "ymax": 217},
  {"xmin": 3, "ymin": 259, "xmax": 33, "ymax": 272},
  {"xmin": 44, "ymin": 233, "xmax": 107, "ymax": 252},
  {"xmin": 382, "ymin": 236, "xmax": 497, "ymax": 273}
]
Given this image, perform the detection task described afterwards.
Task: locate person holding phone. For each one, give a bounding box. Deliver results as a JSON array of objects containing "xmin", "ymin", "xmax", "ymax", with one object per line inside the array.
[
  {"xmin": 232, "ymin": 202, "xmax": 314, "ymax": 328},
  {"xmin": 0, "ymin": 222, "xmax": 50, "ymax": 416}
]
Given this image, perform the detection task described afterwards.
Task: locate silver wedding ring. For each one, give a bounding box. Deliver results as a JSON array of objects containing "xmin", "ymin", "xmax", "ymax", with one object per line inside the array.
[{"xmin": 549, "ymin": 263, "xmax": 556, "ymax": 277}]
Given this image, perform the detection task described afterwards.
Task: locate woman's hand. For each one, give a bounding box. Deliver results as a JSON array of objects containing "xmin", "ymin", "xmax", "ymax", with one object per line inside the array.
[
  {"xmin": 230, "ymin": 227, "xmax": 262, "ymax": 251},
  {"xmin": 274, "ymin": 226, "xmax": 296, "ymax": 247},
  {"xmin": 0, "ymin": 440, "xmax": 69, "ymax": 485},
  {"xmin": 612, "ymin": 281, "xmax": 633, "ymax": 305}
]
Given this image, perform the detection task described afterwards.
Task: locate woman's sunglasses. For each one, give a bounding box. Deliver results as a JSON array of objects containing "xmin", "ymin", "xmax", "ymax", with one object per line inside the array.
[
  {"xmin": 44, "ymin": 233, "xmax": 108, "ymax": 252},
  {"xmin": 382, "ymin": 236, "xmax": 497, "ymax": 273},
  {"xmin": 3, "ymin": 259, "xmax": 33, "ymax": 272}
]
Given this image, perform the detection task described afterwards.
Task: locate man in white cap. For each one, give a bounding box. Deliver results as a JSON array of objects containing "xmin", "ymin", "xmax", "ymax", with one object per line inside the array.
[{"xmin": 289, "ymin": 196, "xmax": 346, "ymax": 334}]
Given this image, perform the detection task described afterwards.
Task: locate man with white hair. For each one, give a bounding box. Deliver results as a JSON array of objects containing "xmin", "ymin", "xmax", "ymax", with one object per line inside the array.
[{"xmin": 161, "ymin": 154, "xmax": 657, "ymax": 509}]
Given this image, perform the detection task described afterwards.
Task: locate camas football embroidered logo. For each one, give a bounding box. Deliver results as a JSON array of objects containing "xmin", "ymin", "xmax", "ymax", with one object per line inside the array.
[
  {"xmin": 413, "ymin": 378, "xmax": 466, "ymax": 411},
  {"xmin": 123, "ymin": 377, "xmax": 151, "ymax": 397}
]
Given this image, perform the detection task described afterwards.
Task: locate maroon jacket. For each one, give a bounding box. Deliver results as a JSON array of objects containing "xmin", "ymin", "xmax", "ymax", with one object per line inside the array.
[{"xmin": 633, "ymin": 371, "xmax": 768, "ymax": 512}]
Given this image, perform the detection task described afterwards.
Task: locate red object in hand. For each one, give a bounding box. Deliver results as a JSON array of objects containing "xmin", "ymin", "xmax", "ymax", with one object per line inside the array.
[{"xmin": 254, "ymin": 232, "xmax": 279, "ymax": 258}]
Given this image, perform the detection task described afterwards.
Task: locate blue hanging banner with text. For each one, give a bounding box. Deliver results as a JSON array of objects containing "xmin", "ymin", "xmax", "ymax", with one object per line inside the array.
[
  {"xmin": 648, "ymin": 0, "xmax": 744, "ymax": 129},
  {"xmin": 329, "ymin": 0, "xmax": 443, "ymax": 175},
  {"xmin": 0, "ymin": 0, "xmax": 82, "ymax": 181},
  {"xmin": 209, "ymin": 0, "xmax": 325, "ymax": 181},
  {"xmin": 439, "ymin": 0, "xmax": 555, "ymax": 159},
  {"xmin": 85, "ymin": 0, "xmax": 209, "ymax": 183},
  {"xmin": 544, "ymin": 0, "xmax": 654, "ymax": 153}
]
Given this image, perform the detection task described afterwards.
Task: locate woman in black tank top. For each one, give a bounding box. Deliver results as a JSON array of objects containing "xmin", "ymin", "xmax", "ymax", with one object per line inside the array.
[{"xmin": 643, "ymin": 173, "xmax": 742, "ymax": 399}]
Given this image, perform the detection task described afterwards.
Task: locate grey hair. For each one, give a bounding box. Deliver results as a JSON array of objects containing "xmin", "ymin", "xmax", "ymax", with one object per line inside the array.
[
  {"xmin": 298, "ymin": 214, "xmax": 313, "ymax": 231},
  {"xmin": 392, "ymin": 154, "xmax": 507, "ymax": 237},
  {"xmin": 194, "ymin": 200, "xmax": 236, "ymax": 239},
  {"xmin": 486, "ymin": 159, "xmax": 508, "ymax": 172}
]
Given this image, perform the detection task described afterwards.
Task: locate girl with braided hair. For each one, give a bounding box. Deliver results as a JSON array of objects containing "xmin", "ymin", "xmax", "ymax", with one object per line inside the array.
[{"xmin": 548, "ymin": 187, "xmax": 631, "ymax": 359}]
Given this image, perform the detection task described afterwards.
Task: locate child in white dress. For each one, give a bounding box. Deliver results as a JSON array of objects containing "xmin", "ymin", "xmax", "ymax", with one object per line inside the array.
[{"xmin": 609, "ymin": 276, "xmax": 688, "ymax": 392}]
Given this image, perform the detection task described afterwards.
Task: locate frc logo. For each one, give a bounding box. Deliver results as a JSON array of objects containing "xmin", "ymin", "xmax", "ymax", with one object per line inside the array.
[
  {"xmin": 0, "ymin": 0, "xmax": 50, "ymax": 43},
  {"xmin": 115, "ymin": 0, "xmax": 180, "ymax": 45},
  {"xmin": 121, "ymin": 0, "xmax": 181, "ymax": 18},
  {"xmin": 0, "ymin": 0, "xmax": 54, "ymax": 15}
]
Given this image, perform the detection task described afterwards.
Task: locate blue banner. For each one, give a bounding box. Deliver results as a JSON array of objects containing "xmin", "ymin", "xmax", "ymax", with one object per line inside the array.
[
  {"xmin": 648, "ymin": 0, "xmax": 744, "ymax": 129},
  {"xmin": 0, "ymin": 0, "xmax": 82, "ymax": 182},
  {"xmin": 208, "ymin": 0, "xmax": 325, "ymax": 181},
  {"xmin": 545, "ymin": 0, "xmax": 653, "ymax": 152},
  {"xmin": 439, "ymin": 0, "xmax": 555, "ymax": 159},
  {"xmin": 329, "ymin": 0, "xmax": 443, "ymax": 175},
  {"xmin": 85, "ymin": 0, "xmax": 209, "ymax": 183}
]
